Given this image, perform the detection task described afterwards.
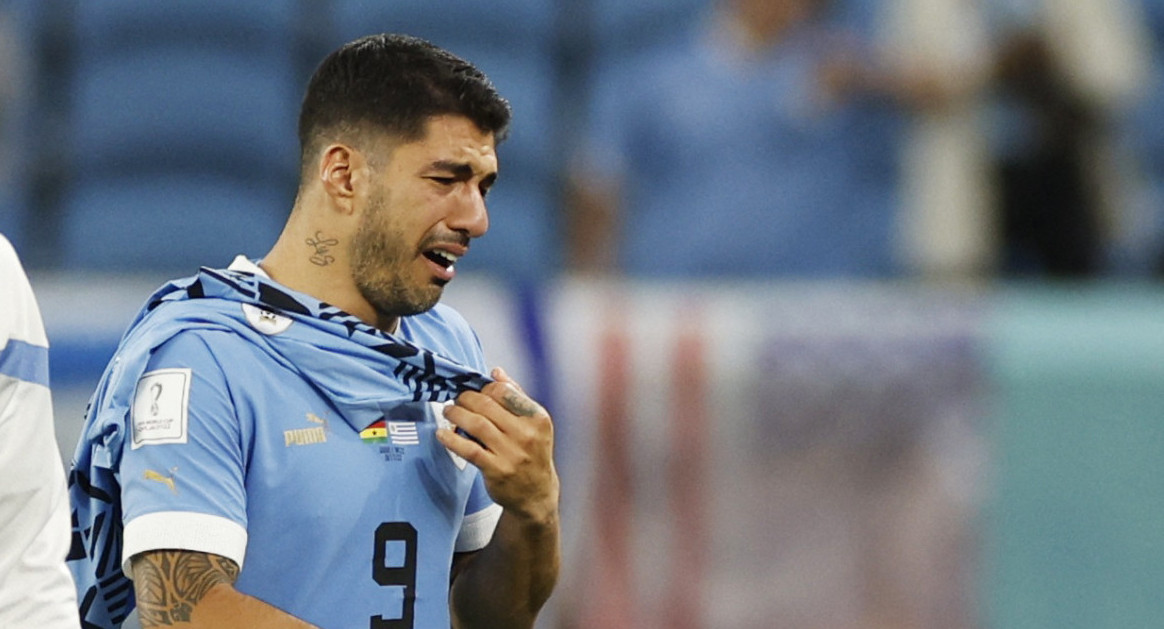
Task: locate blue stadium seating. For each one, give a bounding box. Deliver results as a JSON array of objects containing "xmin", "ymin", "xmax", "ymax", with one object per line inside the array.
[
  {"xmin": 14, "ymin": 0, "xmax": 716, "ymax": 276},
  {"xmin": 71, "ymin": 0, "xmax": 299, "ymax": 50},
  {"xmin": 0, "ymin": 0, "xmax": 52, "ymax": 256},
  {"xmin": 589, "ymin": 0, "xmax": 710, "ymax": 65},
  {"xmin": 57, "ymin": 0, "xmax": 303, "ymax": 271},
  {"xmin": 60, "ymin": 175, "xmax": 289, "ymax": 273},
  {"xmin": 69, "ymin": 49, "xmax": 298, "ymax": 182},
  {"xmin": 334, "ymin": 0, "xmax": 555, "ymax": 52}
]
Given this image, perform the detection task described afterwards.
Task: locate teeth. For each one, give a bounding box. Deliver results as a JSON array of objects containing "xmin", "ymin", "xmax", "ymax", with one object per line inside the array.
[{"xmin": 431, "ymin": 250, "xmax": 459, "ymax": 266}]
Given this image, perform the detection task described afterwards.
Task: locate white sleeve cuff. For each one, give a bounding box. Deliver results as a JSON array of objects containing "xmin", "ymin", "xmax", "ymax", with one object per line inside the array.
[
  {"xmin": 122, "ymin": 511, "xmax": 248, "ymax": 578},
  {"xmin": 455, "ymin": 503, "xmax": 502, "ymax": 553}
]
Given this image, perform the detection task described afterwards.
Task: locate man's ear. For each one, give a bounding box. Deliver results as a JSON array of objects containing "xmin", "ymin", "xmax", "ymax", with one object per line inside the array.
[{"xmin": 318, "ymin": 143, "xmax": 367, "ymax": 213}]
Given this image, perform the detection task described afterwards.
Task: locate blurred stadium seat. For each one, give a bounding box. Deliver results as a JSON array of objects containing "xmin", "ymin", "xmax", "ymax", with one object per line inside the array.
[
  {"xmin": 2, "ymin": 0, "xmax": 64, "ymax": 260},
  {"xmin": 0, "ymin": 3, "xmax": 28, "ymax": 251},
  {"xmin": 589, "ymin": 0, "xmax": 710, "ymax": 66},
  {"xmin": 61, "ymin": 176, "xmax": 288, "ymax": 273},
  {"xmin": 57, "ymin": 0, "xmax": 302, "ymax": 272}
]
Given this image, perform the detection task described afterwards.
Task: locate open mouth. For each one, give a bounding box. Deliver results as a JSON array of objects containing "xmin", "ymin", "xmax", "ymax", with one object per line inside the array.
[{"xmin": 423, "ymin": 249, "xmax": 459, "ymax": 269}]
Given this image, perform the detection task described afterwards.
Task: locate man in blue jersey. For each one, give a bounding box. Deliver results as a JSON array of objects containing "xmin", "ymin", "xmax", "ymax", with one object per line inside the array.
[{"xmin": 68, "ymin": 34, "xmax": 559, "ymax": 628}]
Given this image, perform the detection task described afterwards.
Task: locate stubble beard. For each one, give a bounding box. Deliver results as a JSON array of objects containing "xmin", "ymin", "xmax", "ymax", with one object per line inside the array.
[{"xmin": 349, "ymin": 192, "xmax": 443, "ymax": 324}]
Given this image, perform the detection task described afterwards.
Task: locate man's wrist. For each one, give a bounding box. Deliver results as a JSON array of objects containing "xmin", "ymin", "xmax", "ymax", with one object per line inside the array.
[{"xmin": 505, "ymin": 500, "xmax": 559, "ymax": 532}]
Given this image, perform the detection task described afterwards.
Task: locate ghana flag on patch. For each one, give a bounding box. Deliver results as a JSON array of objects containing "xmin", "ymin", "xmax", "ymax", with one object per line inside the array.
[{"xmin": 360, "ymin": 420, "xmax": 388, "ymax": 444}]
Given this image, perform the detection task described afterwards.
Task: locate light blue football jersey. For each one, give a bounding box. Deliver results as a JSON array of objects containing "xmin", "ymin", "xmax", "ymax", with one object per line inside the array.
[{"xmin": 118, "ymin": 297, "xmax": 500, "ymax": 628}]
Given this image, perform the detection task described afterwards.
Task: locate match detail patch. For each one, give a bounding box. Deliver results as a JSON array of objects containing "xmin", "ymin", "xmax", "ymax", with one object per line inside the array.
[
  {"xmin": 132, "ymin": 368, "xmax": 192, "ymax": 449},
  {"xmin": 242, "ymin": 303, "xmax": 293, "ymax": 335}
]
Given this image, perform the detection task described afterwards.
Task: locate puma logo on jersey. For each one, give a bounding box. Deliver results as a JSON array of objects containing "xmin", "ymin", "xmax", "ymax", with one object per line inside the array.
[
  {"xmin": 144, "ymin": 468, "xmax": 178, "ymax": 494},
  {"xmin": 306, "ymin": 413, "xmax": 327, "ymax": 426},
  {"xmin": 285, "ymin": 413, "xmax": 329, "ymax": 447}
]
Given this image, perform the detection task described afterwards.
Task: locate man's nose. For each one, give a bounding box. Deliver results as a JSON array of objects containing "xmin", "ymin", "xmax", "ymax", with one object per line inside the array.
[{"xmin": 449, "ymin": 187, "xmax": 489, "ymax": 238}]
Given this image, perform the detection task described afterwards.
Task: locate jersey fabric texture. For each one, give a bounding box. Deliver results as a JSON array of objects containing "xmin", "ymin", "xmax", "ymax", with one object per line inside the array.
[
  {"xmin": 0, "ymin": 234, "xmax": 81, "ymax": 628},
  {"xmin": 68, "ymin": 257, "xmax": 501, "ymax": 628}
]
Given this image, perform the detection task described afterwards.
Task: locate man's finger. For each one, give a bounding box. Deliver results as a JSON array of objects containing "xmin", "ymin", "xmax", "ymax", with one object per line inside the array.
[
  {"xmin": 491, "ymin": 366, "xmax": 525, "ymax": 394},
  {"xmin": 435, "ymin": 426, "xmax": 493, "ymax": 467},
  {"xmin": 485, "ymin": 381, "xmax": 544, "ymax": 418},
  {"xmin": 442, "ymin": 402, "xmax": 507, "ymax": 451}
]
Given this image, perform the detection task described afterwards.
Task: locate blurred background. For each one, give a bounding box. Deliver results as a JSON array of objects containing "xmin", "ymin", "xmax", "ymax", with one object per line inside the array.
[{"xmin": 4, "ymin": 0, "xmax": 1164, "ymax": 627}]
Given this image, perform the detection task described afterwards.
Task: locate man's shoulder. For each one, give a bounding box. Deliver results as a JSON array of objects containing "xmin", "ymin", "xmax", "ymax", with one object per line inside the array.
[
  {"xmin": 0, "ymin": 234, "xmax": 46, "ymax": 347},
  {"xmin": 0, "ymin": 233, "xmax": 19, "ymax": 275},
  {"xmin": 141, "ymin": 325, "xmax": 260, "ymax": 374}
]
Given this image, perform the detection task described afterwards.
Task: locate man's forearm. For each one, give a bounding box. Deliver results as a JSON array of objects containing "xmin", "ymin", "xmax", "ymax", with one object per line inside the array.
[
  {"xmin": 442, "ymin": 370, "xmax": 562, "ymax": 628},
  {"xmin": 450, "ymin": 510, "xmax": 560, "ymax": 629},
  {"xmin": 183, "ymin": 585, "xmax": 319, "ymax": 629},
  {"xmin": 132, "ymin": 550, "xmax": 318, "ymax": 628}
]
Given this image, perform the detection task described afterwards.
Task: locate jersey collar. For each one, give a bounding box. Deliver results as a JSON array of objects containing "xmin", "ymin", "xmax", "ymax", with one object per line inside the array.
[
  {"xmin": 224, "ymin": 255, "xmax": 400, "ymax": 336},
  {"xmin": 228, "ymin": 255, "xmax": 267, "ymax": 277}
]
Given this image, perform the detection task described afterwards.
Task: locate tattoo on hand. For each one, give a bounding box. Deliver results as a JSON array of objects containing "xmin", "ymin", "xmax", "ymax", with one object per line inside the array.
[
  {"xmin": 306, "ymin": 231, "xmax": 339, "ymax": 266},
  {"xmin": 502, "ymin": 389, "xmax": 540, "ymax": 417},
  {"xmin": 134, "ymin": 551, "xmax": 240, "ymax": 627}
]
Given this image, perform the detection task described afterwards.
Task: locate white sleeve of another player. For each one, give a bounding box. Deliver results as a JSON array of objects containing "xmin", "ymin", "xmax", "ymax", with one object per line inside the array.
[{"xmin": 0, "ymin": 235, "xmax": 81, "ymax": 628}]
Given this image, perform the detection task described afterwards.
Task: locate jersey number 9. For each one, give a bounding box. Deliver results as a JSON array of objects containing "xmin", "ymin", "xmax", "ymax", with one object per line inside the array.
[{"xmin": 372, "ymin": 521, "xmax": 418, "ymax": 628}]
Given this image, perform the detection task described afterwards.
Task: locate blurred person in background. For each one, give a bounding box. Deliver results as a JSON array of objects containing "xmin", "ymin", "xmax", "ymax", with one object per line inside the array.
[
  {"xmin": 882, "ymin": 0, "xmax": 997, "ymax": 280},
  {"xmin": 985, "ymin": 0, "xmax": 1151, "ymax": 277},
  {"xmin": 0, "ymin": 233, "xmax": 80, "ymax": 627},
  {"xmin": 567, "ymin": 0, "xmax": 966, "ymax": 279}
]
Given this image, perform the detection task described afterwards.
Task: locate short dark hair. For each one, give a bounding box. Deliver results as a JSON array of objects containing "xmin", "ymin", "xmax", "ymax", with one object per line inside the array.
[{"xmin": 297, "ymin": 33, "xmax": 511, "ymax": 169}]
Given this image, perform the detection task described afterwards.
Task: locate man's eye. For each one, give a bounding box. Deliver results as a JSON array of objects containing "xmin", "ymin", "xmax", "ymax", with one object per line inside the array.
[{"xmin": 429, "ymin": 177, "xmax": 455, "ymax": 185}]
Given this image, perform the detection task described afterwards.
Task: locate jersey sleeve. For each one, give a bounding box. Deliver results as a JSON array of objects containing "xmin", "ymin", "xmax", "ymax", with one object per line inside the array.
[
  {"xmin": 119, "ymin": 331, "xmax": 249, "ymax": 575},
  {"xmin": 456, "ymin": 476, "xmax": 502, "ymax": 553}
]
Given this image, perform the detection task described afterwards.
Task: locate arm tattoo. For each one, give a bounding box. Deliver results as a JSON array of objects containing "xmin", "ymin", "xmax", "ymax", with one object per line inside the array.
[
  {"xmin": 133, "ymin": 550, "xmax": 240, "ymax": 627},
  {"xmin": 501, "ymin": 389, "xmax": 540, "ymax": 417}
]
